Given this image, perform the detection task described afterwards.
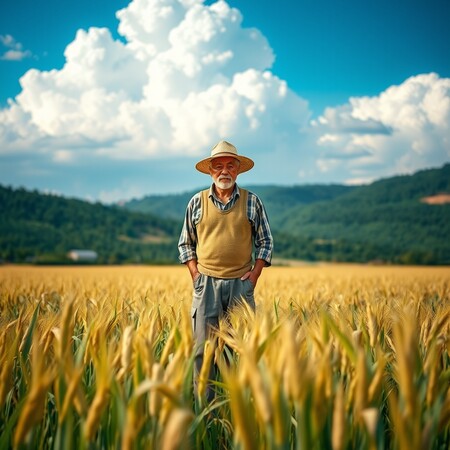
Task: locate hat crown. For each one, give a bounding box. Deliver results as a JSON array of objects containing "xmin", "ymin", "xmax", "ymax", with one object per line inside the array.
[{"xmin": 211, "ymin": 140, "xmax": 238, "ymax": 158}]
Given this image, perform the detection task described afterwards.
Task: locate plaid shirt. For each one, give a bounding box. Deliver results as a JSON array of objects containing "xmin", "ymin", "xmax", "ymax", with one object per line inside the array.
[{"xmin": 178, "ymin": 184, "xmax": 273, "ymax": 266}]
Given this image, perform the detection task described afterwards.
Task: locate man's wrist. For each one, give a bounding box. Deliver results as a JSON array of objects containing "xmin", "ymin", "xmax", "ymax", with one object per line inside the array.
[
  {"xmin": 185, "ymin": 259, "xmax": 199, "ymax": 280},
  {"xmin": 252, "ymin": 259, "xmax": 266, "ymax": 275}
]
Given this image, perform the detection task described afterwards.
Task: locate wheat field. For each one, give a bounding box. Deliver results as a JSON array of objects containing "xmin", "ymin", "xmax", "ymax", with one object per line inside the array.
[{"xmin": 0, "ymin": 264, "xmax": 449, "ymax": 449}]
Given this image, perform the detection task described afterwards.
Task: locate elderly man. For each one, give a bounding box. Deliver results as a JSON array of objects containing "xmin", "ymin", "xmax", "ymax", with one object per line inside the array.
[{"xmin": 178, "ymin": 140, "xmax": 273, "ymax": 400}]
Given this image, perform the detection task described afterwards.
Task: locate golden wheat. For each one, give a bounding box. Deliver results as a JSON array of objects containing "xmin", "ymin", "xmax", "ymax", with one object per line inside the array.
[{"xmin": 0, "ymin": 264, "xmax": 449, "ymax": 449}]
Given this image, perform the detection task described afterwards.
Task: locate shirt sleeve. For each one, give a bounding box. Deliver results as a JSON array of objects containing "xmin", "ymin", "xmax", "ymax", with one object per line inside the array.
[
  {"xmin": 178, "ymin": 194, "xmax": 200, "ymax": 264},
  {"xmin": 250, "ymin": 193, "xmax": 273, "ymax": 266}
]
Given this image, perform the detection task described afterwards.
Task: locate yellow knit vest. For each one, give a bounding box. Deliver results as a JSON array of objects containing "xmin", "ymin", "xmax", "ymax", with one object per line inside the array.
[{"xmin": 196, "ymin": 188, "xmax": 252, "ymax": 279}]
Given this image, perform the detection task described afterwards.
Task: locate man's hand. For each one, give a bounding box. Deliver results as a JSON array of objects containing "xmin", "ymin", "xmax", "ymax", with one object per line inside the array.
[
  {"xmin": 240, "ymin": 259, "xmax": 266, "ymax": 287},
  {"xmin": 240, "ymin": 270, "xmax": 258, "ymax": 287},
  {"xmin": 185, "ymin": 259, "xmax": 200, "ymax": 282}
]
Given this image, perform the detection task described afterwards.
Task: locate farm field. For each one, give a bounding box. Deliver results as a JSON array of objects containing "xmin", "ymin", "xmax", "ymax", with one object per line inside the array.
[{"xmin": 0, "ymin": 264, "xmax": 449, "ymax": 449}]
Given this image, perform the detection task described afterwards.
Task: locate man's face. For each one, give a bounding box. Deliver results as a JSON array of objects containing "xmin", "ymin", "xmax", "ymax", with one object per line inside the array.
[{"xmin": 209, "ymin": 156, "xmax": 240, "ymax": 190}]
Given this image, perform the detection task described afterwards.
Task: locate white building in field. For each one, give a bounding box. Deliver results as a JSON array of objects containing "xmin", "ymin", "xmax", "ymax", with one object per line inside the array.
[{"xmin": 67, "ymin": 249, "xmax": 98, "ymax": 262}]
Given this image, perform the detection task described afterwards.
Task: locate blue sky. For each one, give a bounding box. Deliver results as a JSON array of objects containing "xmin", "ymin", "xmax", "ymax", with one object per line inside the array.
[{"xmin": 1, "ymin": 0, "xmax": 449, "ymax": 202}]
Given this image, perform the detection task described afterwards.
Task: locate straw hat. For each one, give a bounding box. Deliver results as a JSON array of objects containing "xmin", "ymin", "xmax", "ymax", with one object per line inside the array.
[{"xmin": 195, "ymin": 140, "xmax": 254, "ymax": 174}]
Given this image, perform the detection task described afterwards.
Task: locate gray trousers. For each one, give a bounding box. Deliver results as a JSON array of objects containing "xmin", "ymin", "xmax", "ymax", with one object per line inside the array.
[{"xmin": 191, "ymin": 273, "xmax": 255, "ymax": 400}]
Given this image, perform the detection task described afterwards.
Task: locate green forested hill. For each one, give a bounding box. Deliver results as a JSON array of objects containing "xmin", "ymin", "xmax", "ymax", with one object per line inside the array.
[
  {"xmin": 125, "ymin": 191, "xmax": 197, "ymax": 220},
  {"xmin": 124, "ymin": 184, "xmax": 356, "ymax": 221},
  {"xmin": 273, "ymin": 164, "xmax": 450, "ymax": 264},
  {"xmin": 1, "ymin": 164, "xmax": 449, "ymax": 265},
  {"xmin": 0, "ymin": 186, "xmax": 180, "ymax": 264},
  {"xmin": 124, "ymin": 164, "xmax": 450, "ymax": 265}
]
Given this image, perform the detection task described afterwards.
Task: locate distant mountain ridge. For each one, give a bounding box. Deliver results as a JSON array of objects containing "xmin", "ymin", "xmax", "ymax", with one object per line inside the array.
[
  {"xmin": 272, "ymin": 164, "xmax": 450, "ymax": 264},
  {"xmin": 124, "ymin": 164, "xmax": 450, "ymax": 220},
  {"xmin": 124, "ymin": 184, "xmax": 357, "ymax": 221},
  {"xmin": 1, "ymin": 163, "xmax": 449, "ymax": 265},
  {"xmin": 124, "ymin": 163, "xmax": 450, "ymax": 265}
]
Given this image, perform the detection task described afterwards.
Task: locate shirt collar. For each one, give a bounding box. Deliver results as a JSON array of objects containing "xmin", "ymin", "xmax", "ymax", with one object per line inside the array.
[{"xmin": 209, "ymin": 183, "xmax": 240, "ymax": 203}]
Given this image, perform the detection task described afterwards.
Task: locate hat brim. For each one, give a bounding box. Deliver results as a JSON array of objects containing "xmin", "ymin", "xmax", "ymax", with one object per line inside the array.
[{"xmin": 195, "ymin": 152, "xmax": 254, "ymax": 174}]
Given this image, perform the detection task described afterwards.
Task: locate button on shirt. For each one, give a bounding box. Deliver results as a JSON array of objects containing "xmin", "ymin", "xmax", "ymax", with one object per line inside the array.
[{"xmin": 178, "ymin": 184, "xmax": 273, "ymax": 266}]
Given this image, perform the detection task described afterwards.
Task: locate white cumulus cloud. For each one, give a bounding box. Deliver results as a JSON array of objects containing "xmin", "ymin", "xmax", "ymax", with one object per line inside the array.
[
  {"xmin": 0, "ymin": 0, "xmax": 449, "ymax": 201},
  {"xmin": 0, "ymin": 34, "xmax": 32, "ymax": 61},
  {"xmin": 0, "ymin": 0, "xmax": 308, "ymax": 165},
  {"xmin": 313, "ymin": 73, "xmax": 450, "ymax": 183}
]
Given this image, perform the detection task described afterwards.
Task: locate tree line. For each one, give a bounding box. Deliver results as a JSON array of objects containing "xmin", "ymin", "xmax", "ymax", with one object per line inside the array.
[{"xmin": 1, "ymin": 163, "xmax": 449, "ymax": 265}]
